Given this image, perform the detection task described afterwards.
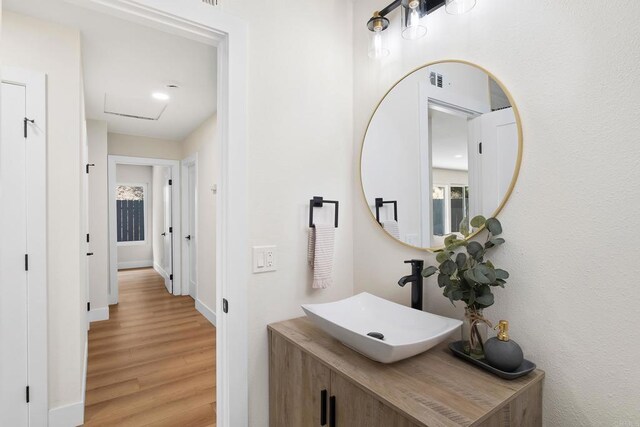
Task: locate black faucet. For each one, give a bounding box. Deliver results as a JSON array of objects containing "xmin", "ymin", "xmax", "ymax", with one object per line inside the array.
[{"xmin": 398, "ymin": 259, "xmax": 424, "ymax": 311}]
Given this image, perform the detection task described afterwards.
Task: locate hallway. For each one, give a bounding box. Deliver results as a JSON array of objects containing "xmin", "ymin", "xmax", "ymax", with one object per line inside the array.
[{"xmin": 84, "ymin": 268, "xmax": 216, "ymax": 426}]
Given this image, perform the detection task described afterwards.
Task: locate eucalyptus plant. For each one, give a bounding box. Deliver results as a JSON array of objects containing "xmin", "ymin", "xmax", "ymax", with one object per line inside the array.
[{"xmin": 421, "ymin": 216, "xmax": 509, "ymax": 310}]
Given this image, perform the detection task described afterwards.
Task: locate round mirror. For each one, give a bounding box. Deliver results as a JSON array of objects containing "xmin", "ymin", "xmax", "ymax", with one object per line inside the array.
[{"xmin": 360, "ymin": 60, "xmax": 522, "ymax": 251}]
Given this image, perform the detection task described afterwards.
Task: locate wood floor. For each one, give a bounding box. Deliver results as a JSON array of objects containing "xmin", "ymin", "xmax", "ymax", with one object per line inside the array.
[{"xmin": 84, "ymin": 268, "xmax": 216, "ymax": 426}]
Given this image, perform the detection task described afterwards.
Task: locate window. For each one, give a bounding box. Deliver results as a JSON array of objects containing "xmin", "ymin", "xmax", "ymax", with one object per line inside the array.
[{"xmin": 116, "ymin": 184, "xmax": 146, "ymax": 244}]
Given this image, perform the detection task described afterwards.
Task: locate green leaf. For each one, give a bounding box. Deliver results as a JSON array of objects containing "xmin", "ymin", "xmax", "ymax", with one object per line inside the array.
[
  {"xmin": 495, "ymin": 269, "xmax": 510, "ymax": 280},
  {"xmin": 444, "ymin": 234, "xmax": 458, "ymax": 246},
  {"xmin": 437, "ymin": 274, "xmax": 451, "ymax": 288},
  {"xmin": 467, "ymin": 241, "xmax": 484, "ymax": 260},
  {"xmin": 492, "ymin": 278, "xmax": 506, "ymax": 288},
  {"xmin": 446, "ymin": 239, "xmax": 469, "ymax": 252},
  {"xmin": 486, "ymin": 218, "xmax": 503, "ymax": 236},
  {"xmin": 464, "ymin": 269, "xmax": 477, "ymax": 284},
  {"xmin": 478, "ymin": 264, "xmax": 497, "ymax": 283},
  {"xmin": 450, "ymin": 288, "xmax": 464, "ymax": 301},
  {"xmin": 471, "ymin": 266, "xmax": 491, "ymax": 284},
  {"xmin": 459, "ymin": 218, "xmax": 470, "ymax": 237},
  {"xmin": 475, "ymin": 291, "xmax": 495, "ymax": 307},
  {"xmin": 440, "ymin": 259, "xmax": 457, "ymax": 275},
  {"xmin": 490, "ymin": 237, "xmax": 505, "ymax": 246},
  {"xmin": 470, "ymin": 215, "xmax": 486, "ymax": 228},
  {"xmin": 422, "ymin": 266, "xmax": 438, "ymax": 277},
  {"xmin": 455, "ymin": 253, "xmax": 467, "ymax": 270},
  {"xmin": 436, "ymin": 251, "xmax": 451, "ymax": 264}
]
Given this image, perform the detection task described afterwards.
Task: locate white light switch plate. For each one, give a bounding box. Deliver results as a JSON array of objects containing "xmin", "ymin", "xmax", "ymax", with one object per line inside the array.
[{"xmin": 253, "ymin": 245, "xmax": 277, "ymax": 273}]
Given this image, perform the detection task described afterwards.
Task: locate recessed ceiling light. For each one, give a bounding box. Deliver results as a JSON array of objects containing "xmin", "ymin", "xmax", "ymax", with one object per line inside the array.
[
  {"xmin": 454, "ymin": 154, "xmax": 463, "ymax": 158},
  {"xmin": 152, "ymin": 92, "xmax": 170, "ymax": 101}
]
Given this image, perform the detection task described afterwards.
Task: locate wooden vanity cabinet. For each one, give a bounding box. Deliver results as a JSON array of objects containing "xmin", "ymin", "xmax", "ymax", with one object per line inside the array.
[
  {"xmin": 270, "ymin": 330, "xmax": 418, "ymax": 427},
  {"xmin": 269, "ymin": 317, "xmax": 544, "ymax": 427}
]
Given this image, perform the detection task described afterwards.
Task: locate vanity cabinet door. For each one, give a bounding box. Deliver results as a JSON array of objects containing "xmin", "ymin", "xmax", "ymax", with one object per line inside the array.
[
  {"xmin": 330, "ymin": 372, "xmax": 422, "ymax": 427},
  {"xmin": 330, "ymin": 372, "xmax": 376, "ymax": 426},
  {"xmin": 269, "ymin": 332, "xmax": 330, "ymax": 427}
]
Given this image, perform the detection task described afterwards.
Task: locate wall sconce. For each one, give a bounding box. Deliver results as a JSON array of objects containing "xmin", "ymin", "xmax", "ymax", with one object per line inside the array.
[{"xmin": 367, "ymin": 0, "xmax": 477, "ymax": 58}]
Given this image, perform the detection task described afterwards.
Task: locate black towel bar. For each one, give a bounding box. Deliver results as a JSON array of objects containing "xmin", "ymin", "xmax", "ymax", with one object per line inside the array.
[
  {"xmin": 309, "ymin": 196, "xmax": 339, "ymax": 228},
  {"xmin": 375, "ymin": 198, "xmax": 398, "ymax": 224}
]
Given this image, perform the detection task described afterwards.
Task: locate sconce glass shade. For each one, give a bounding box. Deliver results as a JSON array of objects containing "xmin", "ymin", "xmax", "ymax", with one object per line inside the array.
[
  {"xmin": 445, "ymin": 0, "xmax": 476, "ymax": 14},
  {"xmin": 401, "ymin": 0, "xmax": 427, "ymax": 40},
  {"xmin": 368, "ymin": 28, "xmax": 390, "ymax": 59},
  {"xmin": 367, "ymin": 14, "xmax": 390, "ymax": 59}
]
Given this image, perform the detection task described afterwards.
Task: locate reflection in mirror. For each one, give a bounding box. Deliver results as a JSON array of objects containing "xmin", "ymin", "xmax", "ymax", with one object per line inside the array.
[{"xmin": 360, "ymin": 61, "xmax": 521, "ymax": 250}]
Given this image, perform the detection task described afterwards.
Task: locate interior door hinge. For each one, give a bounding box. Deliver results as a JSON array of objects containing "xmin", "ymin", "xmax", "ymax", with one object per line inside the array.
[
  {"xmin": 169, "ymin": 274, "xmax": 173, "ymax": 281},
  {"xmin": 87, "ymin": 302, "xmax": 91, "ymax": 312},
  {"xmin": 169, "ymin": 227, "xmax": 173, "ymax": 233},
  {"xmin": 26, "ymin": 386, "xmax": 30, "ymax": 403},
  {"xmin": 25, "ymin": 254, "xmax": 29, "ymax": 271},
  {"xmin": 87, "ymin": 233, "xmax": 90, "ymax": 243},
  {"xmin": 222, "ymin": 298, "xmax": 229, "ymax": 313},
  {"xmin": 23, "ymin": 118, "xmax": 34, "ymax": 138},
  {"xmin": 478, "ymin": 142, "xmax": 483, "ymax": 154},
  {"xmin": 86, "ymin": 163, "xmax": 95, "ymax": 174},
  {"xmin": 168, "ymin": 179, "xmax": 172, "ymax": 185}
]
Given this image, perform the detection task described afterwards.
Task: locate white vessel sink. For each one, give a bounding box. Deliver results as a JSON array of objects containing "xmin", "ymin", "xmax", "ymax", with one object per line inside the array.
[{"xmin": 302, "ymin": 292, "xmax": 462, "ymax": 364}]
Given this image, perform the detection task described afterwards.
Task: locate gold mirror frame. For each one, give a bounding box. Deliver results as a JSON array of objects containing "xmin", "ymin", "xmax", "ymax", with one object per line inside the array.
[{"xmin": 359, "ymin": 59, "xmax": 523, "ymax": 252}]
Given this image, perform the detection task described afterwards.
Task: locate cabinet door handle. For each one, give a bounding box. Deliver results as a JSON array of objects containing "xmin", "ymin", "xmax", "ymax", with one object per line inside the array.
[
  {"xmin": 320, "ymin": 389, "xmax": 327, "ymax": 426},
  {"xmin": 329, "ymin": 395, "xmax": 336, "ymax": 427}
]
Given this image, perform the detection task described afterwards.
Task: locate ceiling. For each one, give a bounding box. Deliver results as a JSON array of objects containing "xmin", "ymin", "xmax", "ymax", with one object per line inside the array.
[
  {"xmin": 3, "ymin": 0, "xmax": 217, "ymax": 141},
  {"xmin": 430, "ymin": 109, "xmax": 469, "ymax": 171}
]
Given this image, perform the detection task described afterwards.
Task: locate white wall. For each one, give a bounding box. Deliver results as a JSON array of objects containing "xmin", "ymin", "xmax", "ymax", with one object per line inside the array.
[
  {"xmin": 181, "ymin": 115, "xmax": 217, "ymax": 311},
  {"xmin": 433, "ymin": 168, "xmax": 468, "ymax": 186},
  {"xmin": 108, "ymin": 132, "xmax": 182, "ymax": 160},
  {"xmin": 115, "ymin": 164, "xmax": 153, "ymax": 268},
  {"xmin": 221, "ymin": 1, "xmax": 354, "ymax": 424},
  {"xmin": 353, "ymin": 1, "xmax": 640, "ymax": 425},
  {"xmin": 87, "ymin": 120, "xmax": 109, "ymax": 311},
  {"xmin": 1, "ymin": 10, "xmax": 84, "ymax": 410}
]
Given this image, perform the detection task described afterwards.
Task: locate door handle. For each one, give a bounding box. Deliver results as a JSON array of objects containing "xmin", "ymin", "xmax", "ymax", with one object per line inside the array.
[
  {"xmin": 185, "ymin": 235, "xmax": 191, "ymax": 240},
  {"xmin": 86, "ymin": 252, "xmax": 94, "ymax": 256},
  {"xmin": 320, "ymin": 389, "xmax": 327, "ymax": 426},
  {"xmin": 161, "ymin": 232, "xmax": 166, "ymax": 236},
  {"xmin": 329, "ymin": 395, "xmax": 336, "ymax": 427}
]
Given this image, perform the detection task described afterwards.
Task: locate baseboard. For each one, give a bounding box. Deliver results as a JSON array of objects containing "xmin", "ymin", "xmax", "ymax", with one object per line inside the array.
[
  {"xmin": 88, "ymin": 306, "xmax": 109, "ymax": 322},
  {"xmin": 118, "ymin": 259, "xmax": 153, "ymax": 270},
  {"xmin": 154, "ymin": 262, "xmax": 168, "ymax": 280},
  {"xmin": 196, "ymin": 299, "xmax": 217, "ymax": 327},
  {"xmin": 49, "ymin": 340, "xmax": 87, "ymax": 427}
]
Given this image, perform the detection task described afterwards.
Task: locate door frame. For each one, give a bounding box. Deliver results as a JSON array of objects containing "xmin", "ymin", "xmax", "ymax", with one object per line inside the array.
[
  {"xmin": 74, "ymin": 1, "xmax": 249, "ymax": 424},
  {"xmin": 181, "ymin": 153, "xmax": 198, "ymax": 298},
  {"xmin": 107, "ymin": 155, "xmax": 181, "ymax": 303},
  {"xmin": 0, "ymin": 66, "xmax": 48, "ymax": 426}
]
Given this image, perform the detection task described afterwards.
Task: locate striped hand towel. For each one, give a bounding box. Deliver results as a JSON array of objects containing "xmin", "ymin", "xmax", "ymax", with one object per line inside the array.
[
  {"xmin": 307, "ymin": 224, "xmax": 335, "ymax": 289},
  {"xmin": 382, "ymin": 220, "xmax": 400, "ymax": 239}
]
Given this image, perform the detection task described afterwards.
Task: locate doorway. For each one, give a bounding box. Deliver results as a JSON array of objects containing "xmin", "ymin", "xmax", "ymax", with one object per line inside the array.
[{"xmin": 108, "ymin": 156, "xmax": 181, "ymax": 304}]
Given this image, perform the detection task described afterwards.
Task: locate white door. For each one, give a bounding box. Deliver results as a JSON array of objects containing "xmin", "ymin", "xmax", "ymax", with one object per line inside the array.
[
  {"xmin": 468, "ymin": 108, "xmax": 518, "ymax": 217},
  {"xmin": 187, "ymin": 164, "xmax": 197, "ymax": 298},
  {"xmin": 0, "ymin": 68, "xmax": 47, "ymax": 426},
  {"xmin": 0, "ymin": 81, "xmax": 30, "ymax": 427},
  {"xmin": 162, "ymin": 167, "xmax": 173, "ymax": 293},
  {"xmin": 82, "ymin": 120, "xmax": 91, "ymax": 329}
]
